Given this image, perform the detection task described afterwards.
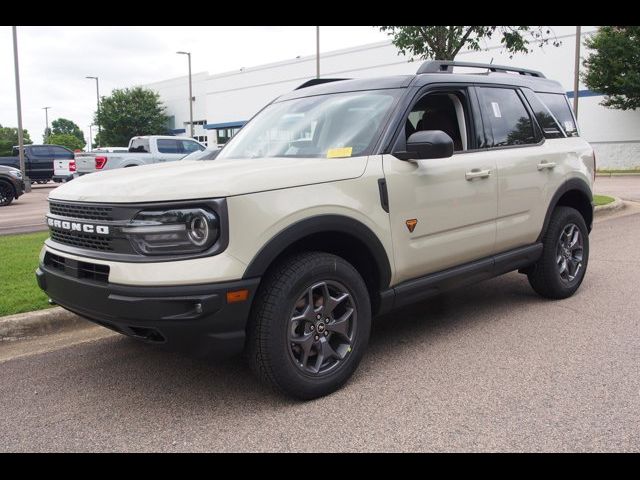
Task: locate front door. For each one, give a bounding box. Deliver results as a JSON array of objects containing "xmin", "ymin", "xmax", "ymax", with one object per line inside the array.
[{"xmin": 383, "ymin": 87, "xmax": 498, "ymax": 285}]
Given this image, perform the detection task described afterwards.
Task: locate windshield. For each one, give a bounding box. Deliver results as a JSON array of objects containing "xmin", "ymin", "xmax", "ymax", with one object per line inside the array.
[{"xmin": 217, "ymin": 89, "xmax": 401, "ymax": 160}]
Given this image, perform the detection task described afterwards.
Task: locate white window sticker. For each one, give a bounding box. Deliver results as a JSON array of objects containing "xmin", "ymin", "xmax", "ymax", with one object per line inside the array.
[{"xmin": 491, "ymin": 102, "xmax": 502, "ymax": 118}]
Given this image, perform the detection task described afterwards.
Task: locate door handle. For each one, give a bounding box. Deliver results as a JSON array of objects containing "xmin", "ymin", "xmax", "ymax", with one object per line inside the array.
[
  {"xmin": 537, "ymin": 161, "xmax": 557, "ymax": 170},
  {"xmin": 465, "ymin": 169, "xmax": 492, "ymax": 180}
]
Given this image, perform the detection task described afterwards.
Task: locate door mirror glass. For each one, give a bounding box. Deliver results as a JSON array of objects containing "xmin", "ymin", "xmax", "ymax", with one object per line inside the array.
[{"xmin": 395, "ymin": 130, "xmax": 454, "ymax": 160}]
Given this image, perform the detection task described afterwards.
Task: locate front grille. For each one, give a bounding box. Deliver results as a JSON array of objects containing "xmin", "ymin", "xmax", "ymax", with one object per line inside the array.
[
  {"xmin": 44, "ymin": 252, "xmax": 110, "ymax": 283},
  {"xmin": 50, "ymin": 229, "xmax": 114, "ymax": 252},
  {"xmin": 49, "ymin": 202, "xmax": 113, "ymax": 221}
]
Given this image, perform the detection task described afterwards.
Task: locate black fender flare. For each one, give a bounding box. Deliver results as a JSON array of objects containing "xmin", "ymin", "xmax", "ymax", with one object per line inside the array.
[
  {"xmin": 537, "ymin": 177, "xmax": 593, "ymax": 242},
  {"xmin": 242, "ymin": 214, "xmax": 392, "ymax": 290}
]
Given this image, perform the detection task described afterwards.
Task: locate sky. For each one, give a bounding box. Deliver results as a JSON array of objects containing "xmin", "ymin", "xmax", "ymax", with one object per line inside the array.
[{"xmin": 0, "ymin": 26, "xmax": 390, "ymax": 144}]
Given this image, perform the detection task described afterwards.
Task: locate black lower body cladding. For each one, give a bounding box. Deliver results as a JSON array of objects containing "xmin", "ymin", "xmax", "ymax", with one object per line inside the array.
[{"xmin": 36, "ymin": 264, "xmax": 260, "ymax": 357}]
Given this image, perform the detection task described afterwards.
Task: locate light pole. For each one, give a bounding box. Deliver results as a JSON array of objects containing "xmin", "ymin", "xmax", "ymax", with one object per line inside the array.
[
  {"xmin": 572, "ymin": 26, "xmax": 582, "ymax": 119},
  {"xmin": 316, "ymin": 26, "xmax": 320, "ymax": 78},
  {"xmin": 176, "ymin": 51, "xmax": 194, "ymax": 138},
  {"xmin": 43, "ymin": 106, "xmax": 51, "ymax": 142},
  {"xmin": 86, "ymin": 76, "xmax": 101, "ymax": 142},
  {"xmin": 12, "ymin": 26, "xmax": 26, "ymax": 179},
  {"xmin": 88, "ymin": 125, "xmax": 93, "ymax": 152}
]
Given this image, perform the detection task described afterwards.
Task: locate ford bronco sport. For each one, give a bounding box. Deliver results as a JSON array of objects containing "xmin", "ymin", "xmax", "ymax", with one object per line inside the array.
[{"xmin": 36, "ymin": 61, "xmax": 594, "ymax": 399}]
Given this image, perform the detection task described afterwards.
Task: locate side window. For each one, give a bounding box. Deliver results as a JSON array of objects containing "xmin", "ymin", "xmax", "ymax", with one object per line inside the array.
[
  {"xmin": 405, "ymin": 91, "xmax": 471, "ymax": 152},
  {"xmin": 522, "ymin": 90, "xmax": 565, "ymax": 139},
  {"xmin": 181, "ymin": 140, "xmax": 203, "ymax": 153},
  {"xmin": 478, "ymin": 87, "xmax": 537, "ymax": 147},
  {"xmin": 156, "ymin": 139, "xmax": 181, "ymax": 154},
  {"xmin": 51, "ymin": 146, "xmax": 73, "ymax": 158},
  {"xmin": 537, "ymin": 92, "xmax": 579, "ymax": 137},
  {"xmin": 31, "ymin": 146, "xmax": 52, "ymax": 157}
]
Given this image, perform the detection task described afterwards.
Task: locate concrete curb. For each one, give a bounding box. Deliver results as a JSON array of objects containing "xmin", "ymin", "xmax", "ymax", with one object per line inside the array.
[
  {"xmin": 594, "ymin": 196, "xmax": 625, "ymax": 214},
  {"xmin": 0, "ymin": 307, "xmax": 86, "ymax": 341}
]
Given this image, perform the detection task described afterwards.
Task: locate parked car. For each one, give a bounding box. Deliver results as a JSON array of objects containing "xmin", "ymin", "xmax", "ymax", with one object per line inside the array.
[
  {"xmin": 0, "ymin": 144, "xmax": 74, "ymax": 183},
  {"xmin": 181, "ymin": 144, "xmax": 222, "ymax": 161},
  {"xmin": 0, "ymin": 165, "xmax": 28, "ymax": 206},
  {"xmin": 53, "ymin": 158, "xmax": 76, "ymax": 183},
  {"xmin": 37, "ymin": 61, "xmax": 594, "ymax": 400},
  {"xmin": 74, "ymin": 136, "xmax": 205, "ymax": 175}
]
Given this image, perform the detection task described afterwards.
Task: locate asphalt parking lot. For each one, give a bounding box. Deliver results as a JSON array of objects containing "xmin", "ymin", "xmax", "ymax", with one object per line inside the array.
[
  {"xmin": 0, "ymin": 206, "xmax": 638, "ymax": 452},
  {"xmin": 0, "ymin": 183, "xmax": 56, "ymax": 235}
]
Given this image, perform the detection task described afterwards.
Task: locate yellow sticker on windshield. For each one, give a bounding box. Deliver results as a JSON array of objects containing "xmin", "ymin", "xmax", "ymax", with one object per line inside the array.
[{"xmin": 327, "ymin": 147, "xmax": 353, "ymax": 158}]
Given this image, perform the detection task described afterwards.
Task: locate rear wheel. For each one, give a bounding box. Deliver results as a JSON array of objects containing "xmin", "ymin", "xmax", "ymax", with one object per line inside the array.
[
  {"xmin": 0, "ymin": 181, "xmax": 15, "ymax": 206},
  {"xmin": 247, "ymin": 252, "xmax": 371, "ymax": 400},
  {"xmin": 528, "ymin": 206, "xmax": 589, "ymax": 299}
]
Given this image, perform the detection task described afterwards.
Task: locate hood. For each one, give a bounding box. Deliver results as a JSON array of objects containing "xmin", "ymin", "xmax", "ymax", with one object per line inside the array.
[{"xmin": 49, "ymin": 156, "xmax": 368, "ymax": 203}]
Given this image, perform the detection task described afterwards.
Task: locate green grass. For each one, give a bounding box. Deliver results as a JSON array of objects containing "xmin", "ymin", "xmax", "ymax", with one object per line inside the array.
[
  {"xmin": 593, "ymin": 194, "xmax": 615, "ymax": 206},
  {"xmin": 0, "ymin": 231, "xmax": 52, "ymax": 317}
]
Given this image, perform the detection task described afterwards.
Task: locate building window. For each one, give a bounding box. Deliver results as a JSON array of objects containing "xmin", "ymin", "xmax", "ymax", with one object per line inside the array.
[
  {"xmin": 216, "ymin": 127, "xmax": 241, "ymax": 145},
  {"xmin": 193, "ymin": 135, "xmax": 208, "ymax": 146}
]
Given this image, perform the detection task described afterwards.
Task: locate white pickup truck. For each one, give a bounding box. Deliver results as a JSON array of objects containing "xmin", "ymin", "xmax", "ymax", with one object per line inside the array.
[{"xmin": 75, "ymin": 135, "xmax": 206, "ymax": 175}]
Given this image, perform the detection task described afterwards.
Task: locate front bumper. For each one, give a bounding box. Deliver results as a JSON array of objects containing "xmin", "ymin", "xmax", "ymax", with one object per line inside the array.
[{"xmin": 36, "ymin": 264, "xmax": 260, "ymax": 357}]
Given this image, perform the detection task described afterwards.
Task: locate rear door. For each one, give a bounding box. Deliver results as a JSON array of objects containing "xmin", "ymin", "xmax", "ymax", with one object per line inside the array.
[
  {"xmin": 155, "ymin": 138, "xmax": 183, "ymax": 162},
  {"xmin": 475, "ymin": 86, "xmax": 567, "ymax": 252},
  {"xmin": 27, "ymin": 146, "xmax": 54, "ymax": 180}
]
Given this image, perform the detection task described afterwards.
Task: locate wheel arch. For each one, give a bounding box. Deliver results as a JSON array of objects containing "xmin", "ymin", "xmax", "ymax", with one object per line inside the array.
[
  {"xmin": 538, "ymin": 178, "xmax": 593, "ymax": 242},
  {"xmin": 0, "ymin": 177, "xmax": 17, "ymax": 198},
  {"xmin": 242, "ymin": 215, "xmax": 392, "ymax": 313}
]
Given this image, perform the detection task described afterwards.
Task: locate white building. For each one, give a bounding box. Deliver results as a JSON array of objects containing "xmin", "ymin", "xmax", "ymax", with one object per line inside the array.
[{"xmin": 143, "ymin": 26, "xmax": 640, "ymax": 169}]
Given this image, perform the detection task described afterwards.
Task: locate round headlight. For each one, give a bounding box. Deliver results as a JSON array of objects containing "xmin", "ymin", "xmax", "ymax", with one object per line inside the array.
[{"xmin": 187, "ymin": 214, "xmax": 210, "ymax": 246}]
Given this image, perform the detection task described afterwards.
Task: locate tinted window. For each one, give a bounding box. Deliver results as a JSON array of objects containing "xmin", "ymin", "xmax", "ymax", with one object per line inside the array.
[
  {"xmin": 31, "ymin": 146, "xmax": 51, "ymax": 156},
  {"xmin": 478, "ymin": 88, "xmax": 537, "ymax": 147},
  {"xmin": 181, "ymin": 140, "xmax": 203, "ymax": 153},
  {"xmin": 129, "ymin": 138, "xmax": 150, "ymax": 153},
  {"xmin": 537, "ymin": 93, "xmax": 578, "ymax": 137},
  {"xmin": 522, "ymin": 90, "xmax": 565, "ymax": 139},
  {"xmin": 157, "ymin": 139, "xmax": 181, "ymax": 154},
  {"xmin": 51, "ymin": 146, "xmax": 73, "ymax": 158}
]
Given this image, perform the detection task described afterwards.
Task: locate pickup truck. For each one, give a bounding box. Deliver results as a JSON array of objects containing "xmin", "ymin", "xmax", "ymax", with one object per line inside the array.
[
  {"xmin": 75, "ymin": 135, "xmax": 205, "ymax": 175},
  {"xmin": 0, "ymin": 144, "xmax": 74, "ymax": 183}
]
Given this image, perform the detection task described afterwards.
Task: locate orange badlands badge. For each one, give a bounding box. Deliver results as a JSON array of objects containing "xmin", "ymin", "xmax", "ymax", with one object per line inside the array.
[{"xmin": 406, "ymin": 219, "xmax": 418, "ymax": 233}]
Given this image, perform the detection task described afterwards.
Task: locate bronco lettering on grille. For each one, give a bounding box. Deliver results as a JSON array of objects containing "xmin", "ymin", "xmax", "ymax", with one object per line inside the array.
[{"xmin": 47, "ymin": 217, "xmax": 110, "ymax": 235}]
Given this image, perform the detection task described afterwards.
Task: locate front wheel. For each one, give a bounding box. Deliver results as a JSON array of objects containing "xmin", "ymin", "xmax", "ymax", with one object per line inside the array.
[
  {"xmin": 0, "ymin": 181, "xmax": 15, "ymax": 206},
  {"xmin": 528, "ymin": 206, "xmax": 589, "ymax": 299},
  {"xmin": 247, "ymin": 252, "xmax": 371, "ymax": 400}
]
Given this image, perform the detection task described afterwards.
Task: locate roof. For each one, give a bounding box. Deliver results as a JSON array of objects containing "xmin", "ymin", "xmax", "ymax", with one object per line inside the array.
[{"xmin": 276, "ymin": 62, "xmax": 565, "ymax": 102}]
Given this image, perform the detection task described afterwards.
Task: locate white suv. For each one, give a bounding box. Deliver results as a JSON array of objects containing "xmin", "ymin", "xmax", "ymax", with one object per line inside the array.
[{"xmin": 37, "ymin": 61, "xmax": 594, "ymax": 399}]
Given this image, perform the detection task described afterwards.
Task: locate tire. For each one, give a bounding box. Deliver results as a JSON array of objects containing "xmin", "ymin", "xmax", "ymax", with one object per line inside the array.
[
  {"xmin": 247, "ymin": 251, "xmax": 371, "ymax": 400},
  {"xmin": 0, "ymin": 180, "xmax": 15, "ymax": 206},
  {"xmin": 528, "ymin": 206, "xmax": 589, "ymax": 299}
]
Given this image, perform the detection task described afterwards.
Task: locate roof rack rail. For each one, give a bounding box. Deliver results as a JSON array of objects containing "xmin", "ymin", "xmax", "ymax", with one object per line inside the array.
[
  {"xmin": 295, "ymin": 78, "xmax": 350, "ymax": 90},
  {"xmin": 416, "ymin": 60, "xmax": 545, "ymax": 78}
]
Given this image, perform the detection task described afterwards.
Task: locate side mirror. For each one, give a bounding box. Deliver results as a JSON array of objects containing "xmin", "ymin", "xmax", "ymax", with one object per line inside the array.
[{"xmin": 394, "ymin": 130, "xmax": 454, "ymax": 161}]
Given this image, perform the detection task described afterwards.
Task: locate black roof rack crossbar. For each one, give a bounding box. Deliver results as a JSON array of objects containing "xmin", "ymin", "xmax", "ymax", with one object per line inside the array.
[
  {"xmin": 417, "ymin": 60, "xmax": 545, "ymax": 78},
  {"xmin": 295, "ymin": 78, "xmax": 351, "ymax": 90}
]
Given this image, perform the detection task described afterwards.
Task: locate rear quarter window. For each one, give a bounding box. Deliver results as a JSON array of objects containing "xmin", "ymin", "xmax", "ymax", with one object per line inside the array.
[
  {"xmin": 536, "ymin": 93, "xmax": 579, "ymax": 137},
  {"xmin": 129, "ymin": 138, "xmax": 150, "ymax": 153}
]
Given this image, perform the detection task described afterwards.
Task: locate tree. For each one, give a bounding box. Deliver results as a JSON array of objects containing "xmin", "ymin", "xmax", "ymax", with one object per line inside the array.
[
  {"xmin": 582, "ymin": 26, "xmax": 640, "ymax": 111},
  {"xmin": 378, "ymin": 26, "xmax": 560, "ymax": 61},
  {"xmin": 48, "ymin": 133, "xmax": 85, "ymax": 151},
  {"xmin": 0, "ymin": 124, "xmax": 32, "ymax": 156},
  {"xmin": 51, "ymin": 118, "xmax": 85, "ymax": 145},
  {"xmin": 94, "ymin": 87, "xmax": 169, "ymax": 146}
]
